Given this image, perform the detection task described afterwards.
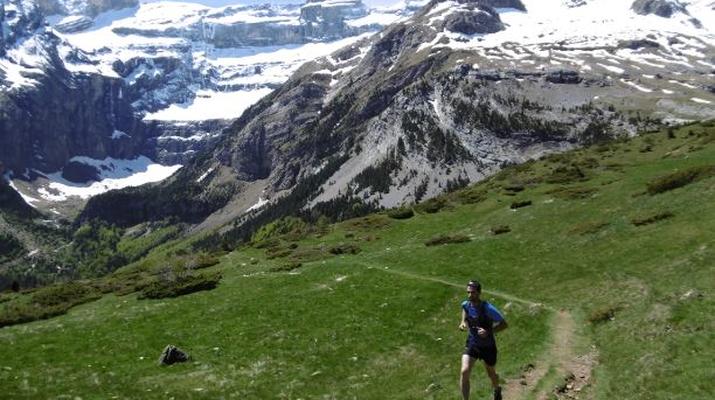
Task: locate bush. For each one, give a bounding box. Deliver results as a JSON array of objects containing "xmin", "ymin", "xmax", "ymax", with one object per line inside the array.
[
  {"xmin": 31, "ymin": 281, "xmax": 101, "ymax": 307},
  {"xmin": 491, "ymin": 225, "xmax": 511, "ymax": 235},
  {"xmin": 266, "ymin": 247, "xmax": 293, "ymax": 260},
  {"xmin": 547, "ymin": 186, "xmax": 597, "ymax": 200},
  {"xmin": 138, "ymin": 271, "xmax": 222, "ymax": 300},
  {"xmin": 329, "ymin": 243, "xmax": 361, "ymax": 255},
  {"xmin": 269, "ymin": 262, "xmax": 303, "ymax": 273},
  {"xmin": 631, "ymin": 211, "xmax": 674, "ymax": 226},
  {"xmin": 588, "ymin": 305, "xmax": 620, "ymax": 324},
  {"xmin": 510, "ymin": 200, "xmax": 532, "ymax": 209},
  {"xmin": 425, "ymin": 234, "xmax": 471, "ymax": 246},
  {"xmin": 0, "ymin": 281, "xmax": 102, "ymax": 328},
  {"xmin": 546, "ymin": 165, "xmax": 588, "ymax": 184},
  {"xmin": 646, "ymin": 165, "xmax": 715, "ymax": 195},
  {"xmin": 456, "ymin": 187, "xmax": 487, "ymax": 204},
  {"xmin": 568, "ymin": 221, "xmax": 609, "ymax": 235},
  {"xmin": 387, "ymin": 207, "xmax": 415, "ymax": 220},
  {"xmin": 345, "ymin": 215, "xmax": 390, "ymax": 231},
  {"xmin": 415, "ymin": 197, "xmax": 448, "ymax": 214}
]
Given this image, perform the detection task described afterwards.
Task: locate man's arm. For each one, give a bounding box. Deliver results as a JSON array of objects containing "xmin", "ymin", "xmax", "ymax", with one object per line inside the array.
[
  {"xmin": 459, "ymin": 309, "xmax": 468, "ymax": 331},
  {"xmin": 492, "ymin": 320, "xmax": 508, "ymax": 333}
]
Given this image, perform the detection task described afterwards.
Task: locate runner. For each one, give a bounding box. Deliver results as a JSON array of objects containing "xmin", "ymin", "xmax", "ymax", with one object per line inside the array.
[{"xmin": 459, "ymin": 280, "xmax": 508, "ymax": 400}]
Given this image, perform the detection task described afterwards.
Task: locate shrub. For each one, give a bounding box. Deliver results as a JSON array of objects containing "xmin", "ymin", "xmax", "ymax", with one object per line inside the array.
[
  {"xmin": 631, "ymin": 211, "xmax": 674, "ymax": 226},
  {"xmin": 329, "ymin": 243, "xmax": 361, "ymax": 255},
  {"xmin": 266, "ymin": 247, "xmax": 293, "ymax": 260},
  {"xmin": 546, "ymin": 165, "xmax": 588, "ymax": 184},
  {"xmin": 138, "ymin": 271, "xmax": 222, "ymax": 300},
  {"xmin": 269, "ymin": 262, "xmax": 303, "ymax": 273},
  {"xmin": 569, "ymin": 221, "xmax": 609, "ymax": 235},
  {"xmin": 425, "ymin": 234, "xmax": 471, "ymax": 246},
  {"xmin": 510, "ymin": 200, "xmax": 532, "ymax": 209},
  {"xmin": 588, "ymin": 305, "xmax": 620, "ymax": 324},
  {"xmin": 646, "ymin": 165, "xmax": 715, "ymax": 195},
  {"xmin": 0, "ymin": 281, "xmax": 102, "ymax": 328},
  {"xmin": 31, "ymin": 281, "xmax": 101, "ymax": 308},
  {"xmin": 490, "ymin": 225, "xmax": 511, "ymax": 235},
  {"xmin": 387, "ymin": 207, "xmax": 415, "ymax": 220},
  {"xmin": 415, "ymin": 197, "xmax": 448, "ymax": 214},
  {"xmin": 193, "ymin": 253, "xmax": 221, "ymax": 270},
  {"xmin": 457, "ymin": 187, "xmax": 487, "ymax": 204},
  {"xmin": 547, "ymin": 186, "xmax": 597, "ymax": 200},
  {"xmin": 346, "ymin": 215, "xmax": 390, "ymax": 230}
]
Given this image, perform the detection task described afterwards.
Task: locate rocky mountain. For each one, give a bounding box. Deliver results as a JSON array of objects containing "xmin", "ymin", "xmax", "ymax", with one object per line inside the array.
[
  {"xmin": 79, "ymin": 0, "xmax": 715, "ymax": 238},
  {"xmin": 0, "ymin": 0, "xmax": 412, "ymax": 215}
]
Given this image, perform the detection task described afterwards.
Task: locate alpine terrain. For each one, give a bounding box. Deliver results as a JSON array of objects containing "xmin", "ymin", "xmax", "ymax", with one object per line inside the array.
[{"xmin": 0, "ymin": 1, "xmax": 714, "ymax": 398}]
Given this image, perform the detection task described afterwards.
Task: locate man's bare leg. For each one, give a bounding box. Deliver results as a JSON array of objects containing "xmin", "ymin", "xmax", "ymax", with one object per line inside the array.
[
  {"xmin": 461, "ymin": 355, "xmax": 476, "ymax": 400},
  {"xmin": 484, "ymin": 362, "xmax": 500, "ymax": 389}
]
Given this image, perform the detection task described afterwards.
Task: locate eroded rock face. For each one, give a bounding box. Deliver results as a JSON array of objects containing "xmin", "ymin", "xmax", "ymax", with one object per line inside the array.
[
  {"xmin": 631, "ymin": 0, "xmax": 687, "ymax": 17},
  {"xmin": 35, "ymin": 0, "xmax": 139, "ymax": 17},
  {"xmin": 477, "ymin": 0, "xmax": 527, "ymax": 11},
  {"xmin": 0, "ymin": 32, "xmax": 149, "ymax": 173},
  {"xmin": 439, "ymin": 5, "xmax": 505, "ymax": 35}
]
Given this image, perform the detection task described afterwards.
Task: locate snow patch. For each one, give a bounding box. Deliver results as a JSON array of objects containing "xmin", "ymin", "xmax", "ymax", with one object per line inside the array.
[
  {"xmin": 143, "ymin": 88, "xmax": 274, "ymax": 121},
  {"xmin": 247, "ymin": 197, "xmax": 269, "ymax": 212},
  {"xmin": 37, "ymin": 156, "xmax": 181, "ymax": 201}
]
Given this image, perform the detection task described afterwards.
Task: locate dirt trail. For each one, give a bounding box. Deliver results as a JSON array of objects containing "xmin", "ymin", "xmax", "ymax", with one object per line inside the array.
[
  {"xmin": 362, "ymin": 264, "xmax": 597, "ymax": 400},
  {"xmin": 503, "ymin": 310, "xmax": 596, "ymax": 400}
]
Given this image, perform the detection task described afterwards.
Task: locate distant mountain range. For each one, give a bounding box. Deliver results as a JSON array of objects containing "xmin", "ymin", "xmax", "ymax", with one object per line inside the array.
[
  {"xmin": 1, "ymin": 0, "xmax": 715, "ymax": 250},
  {"xmin": 79, "ymin": 0, "xmax": 715, "ymax": 232},
  {"xmin": 0, "ymin": 0, "xmax": 422, "ymax": 215}
]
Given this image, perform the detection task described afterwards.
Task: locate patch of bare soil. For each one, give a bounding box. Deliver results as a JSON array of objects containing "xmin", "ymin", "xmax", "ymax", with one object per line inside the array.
[{"xmin": 504, "ymin": 310, "xmax": 598, "ymax": 400}]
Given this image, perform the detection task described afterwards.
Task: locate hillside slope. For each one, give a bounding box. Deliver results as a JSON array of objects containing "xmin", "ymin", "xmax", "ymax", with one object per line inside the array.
[{"xmin": 0, "ymin": 121, "xmax": 713, "ymax": 399}]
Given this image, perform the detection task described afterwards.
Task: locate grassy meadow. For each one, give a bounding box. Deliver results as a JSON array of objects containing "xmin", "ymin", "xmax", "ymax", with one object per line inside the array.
[{"xmin": 1, "ymin": 122, "xmax": 714, "ymax": 399}]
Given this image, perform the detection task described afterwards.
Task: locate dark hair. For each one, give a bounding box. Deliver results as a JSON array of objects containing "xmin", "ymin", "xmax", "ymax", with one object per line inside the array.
[{"xmin": 467, "ymin": 280, "xmax": 481, "ymax": 291}]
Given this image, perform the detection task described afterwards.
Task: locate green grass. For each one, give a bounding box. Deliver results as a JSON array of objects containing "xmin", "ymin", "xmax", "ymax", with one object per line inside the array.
[{"xmin": 1, "ymin": 122, "xmax": 714, "ymax": 399}]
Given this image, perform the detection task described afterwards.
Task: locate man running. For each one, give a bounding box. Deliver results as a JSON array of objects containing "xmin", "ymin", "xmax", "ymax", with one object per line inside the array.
[{"xmin": 459, "ymin": 280, "xmax": 508, "ymax": 400}]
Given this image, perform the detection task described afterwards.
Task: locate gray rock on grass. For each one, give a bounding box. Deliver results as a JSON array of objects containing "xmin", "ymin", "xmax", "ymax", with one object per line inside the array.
[{"xmin": 159, "ymin": 345, "xmax": 190, "ymax": 365}]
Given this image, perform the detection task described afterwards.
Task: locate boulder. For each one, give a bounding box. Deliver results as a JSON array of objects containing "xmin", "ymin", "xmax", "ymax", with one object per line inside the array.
[
  {"xmin": 631, "ymin": 0, "xmax": 687, "ymax": 18},
  {"xmin": 477, "ymin": 0, "xmax": 527, "ymax": 11},
  {"xmin": 617, "ymin": 39, "xmax": 660, "ymax": 50},
  {"xmin": 546, "ymin": 69, "xmax": 582, "ymax": 84},
  {"xmin": 158, "ymin": 345, "xmax": 189, "ymax": 365},
  {"xmin": 61, "ymin": 161, "xmax": 100, "ymax": 183},
  {"xmin": 439, "ymin": 6, "xmax": 505, "ymax": 35}
]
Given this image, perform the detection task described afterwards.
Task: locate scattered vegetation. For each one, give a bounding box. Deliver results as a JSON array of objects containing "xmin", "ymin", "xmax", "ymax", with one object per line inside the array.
[
  {"xmin": 510, "ymin": 200, "xmax": 532, "ymax": 209},
  {"xmin": 415, "ymin": 197, "xmax": 449, "ymax": 214},
  {"xmin": 631, "ymin": 211, "xmax": 675, "ymax": 226},
  {"xmin": 387, "ymin": 206, "xmax": 415, "ymax": 220},
  {"xmin": 646, "ymin": 165, "xmax": 715, "ymax": 195},
  {"xmin": 490, "ymin": 225, "xmax": 511, "ymax": 235},
  {"xmin": 0, "ymin": 281, "xmax": 102, "ymax": 328},
  {"xmin": 328, "ymin": 243, "xmax": 361, "ymax": 255},
  {"xmin": 424, "ymin": 234, "xmax": 471, "ymax": 246},
  {"xmin": 568, "ymin": 221, "xmax": 610, "ymax": 236},
  {"xmin": 587, "ymin": 305, "xmax": 620, "ymax": 324},
  {"xmin": 269, "ymin": 262, "xmax": 303, "ymax": 273},
  {"xmin": 138, "ymin": 271, "xmax": 222, "ymax": 300},
  {"xmin": 547, "ymin": 186, "xmax": 597, "ymax": 200}
]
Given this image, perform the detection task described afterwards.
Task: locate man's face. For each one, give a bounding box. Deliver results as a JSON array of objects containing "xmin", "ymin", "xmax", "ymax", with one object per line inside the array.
[{"xmin": 467, "ymin": 286, "xmax": 480, "ymax": 302}]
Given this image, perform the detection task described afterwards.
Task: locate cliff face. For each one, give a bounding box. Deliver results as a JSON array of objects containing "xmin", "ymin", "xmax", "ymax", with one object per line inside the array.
[{"xmin": 0, "ymin": 32, "xmax": 149, "ymax": 173}]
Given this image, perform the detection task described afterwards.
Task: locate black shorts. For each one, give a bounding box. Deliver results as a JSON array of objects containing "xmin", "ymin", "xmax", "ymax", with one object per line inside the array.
[{"xmin": 463, "ymin": 341, "xmax": 498, "ymax": 366}]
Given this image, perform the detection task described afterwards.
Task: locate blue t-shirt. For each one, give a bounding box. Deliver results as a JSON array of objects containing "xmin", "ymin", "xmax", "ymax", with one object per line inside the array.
[{"xmin": 462, "ymin": 300, "xmax": 505, "ymax": 347}]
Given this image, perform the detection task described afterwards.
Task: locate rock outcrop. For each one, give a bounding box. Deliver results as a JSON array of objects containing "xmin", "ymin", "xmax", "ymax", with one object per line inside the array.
[
  {"xmin": 631, "ymin": 0, "xmax": 687, "ymax": 17},
  {"xmin": 0, "ymin": 32, "xmax": 149, "ymax": 173},
  {"xmin": 438, "ymin": 5, "xmax": 505, "ymax": 35},
  {"xmin": 478, "ymin": 0, "xmax": 527, "ymax": 11}
]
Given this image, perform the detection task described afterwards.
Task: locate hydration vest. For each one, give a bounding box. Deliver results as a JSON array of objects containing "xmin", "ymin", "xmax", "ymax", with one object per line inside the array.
[{"xmin": 463, "ymin": 301, "xmax": 495, "ymax": 345}]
